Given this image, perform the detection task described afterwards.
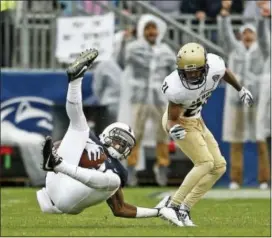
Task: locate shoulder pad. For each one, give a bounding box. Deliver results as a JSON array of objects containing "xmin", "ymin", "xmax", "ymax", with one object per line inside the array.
[
  {"xmin": 161, "ymin": 71, "xmax": 181, "ymax": 104},
  {"xmin": 207, "ymin": 53, "xmax": 226, "ymax": 73}
]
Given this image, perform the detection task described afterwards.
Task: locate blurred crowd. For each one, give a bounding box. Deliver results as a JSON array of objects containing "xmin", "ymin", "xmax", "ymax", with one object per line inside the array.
[{"xmin": 1, "ymin": 0, "xmax": 271, "ymax": 188}]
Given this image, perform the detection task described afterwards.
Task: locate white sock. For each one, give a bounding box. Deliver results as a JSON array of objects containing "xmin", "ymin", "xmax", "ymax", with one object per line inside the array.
[
  {"xmin": 67, "ymin": 77, "xmax": 82, "ymax": 104},
  {"xmin": 66, "ymin": 77, "xmax": 88, "ymax": 131},
  {"xmin": 55, "ymin": 160, "xmax": 120, "ymax": 190},
  {"xmin": 180, "ymin": 203, "xmax": 190, "ymax": 211}
]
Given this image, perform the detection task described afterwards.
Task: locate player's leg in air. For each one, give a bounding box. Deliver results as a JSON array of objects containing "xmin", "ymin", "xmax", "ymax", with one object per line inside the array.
[{"xmin": 37, "ymin": 49, "xmax": 120, "ymax": 214}]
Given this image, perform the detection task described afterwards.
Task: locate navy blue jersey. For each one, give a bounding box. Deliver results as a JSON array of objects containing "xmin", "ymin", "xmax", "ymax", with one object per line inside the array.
[{"xmin": 89, "ymin": 131, "xmax": 128, "ymax": 187}]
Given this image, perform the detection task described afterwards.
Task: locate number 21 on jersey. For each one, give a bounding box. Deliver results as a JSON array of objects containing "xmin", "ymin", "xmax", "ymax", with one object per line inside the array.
[{"xmin": 184, "ymin": 92, "xmax": 211, "ymax": 117}]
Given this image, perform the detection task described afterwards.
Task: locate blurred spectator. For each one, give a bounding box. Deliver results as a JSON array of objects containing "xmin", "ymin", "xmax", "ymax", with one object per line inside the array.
[
  {"xmin": 149, "ymin": 1, "xmax": 182, "ymax": 16},
  {"xmin": 27, "ymin": 0, "xmax": 65, "ymax": 12},
  {"xmin": 57, "ymin": 1, "xmax": 79, "ymax": 16},
  {"xmin": 83, "ymin": 0, "xmax": 108, "ymax": 15},
  {"xmin": 1, "ymin": 0, "xmax": 16, "ymax": 67},
  {"xmin": 113, "ymin": 26, "xmax": 137, "ymax": 69},
  {"xmin": 93, "ymin": 60, "xmax": 122, "ymax": 124},
  {"xmin": 181, "ymin": 0, "xmax": 222, "ymax": 20},
  {"xmin": 256, "ymin": 16, "xmax": 271, "ymax": 164},
  {"xmin": 220, "ymin": 0, "xmax": 244, "ymax": 15},
  {"xmin": 243, "ymin": 0, "xmax": 271, "ymax": 22},
  {"xmin": 119, "ymin": 14, "xmax": 176, "ymax": 186},
  {"xmin": 219, "ymin": 10, "xmax": 270, "ymax": 190}
]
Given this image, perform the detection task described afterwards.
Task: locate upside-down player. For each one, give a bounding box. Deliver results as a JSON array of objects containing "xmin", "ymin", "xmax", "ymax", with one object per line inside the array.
[
  {"xmin": 36, "ymin": 49, "xmax": 164, "ymax": 218},
  {"xmin": 158, "ymin": 43, "xmax": 254, "ymax": 226}
]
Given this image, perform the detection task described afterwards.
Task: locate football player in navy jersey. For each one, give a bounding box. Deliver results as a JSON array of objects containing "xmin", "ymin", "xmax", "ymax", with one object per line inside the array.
[{"xmin": 37, "ymin": 49, "xmax": 166, "ymax": 218}]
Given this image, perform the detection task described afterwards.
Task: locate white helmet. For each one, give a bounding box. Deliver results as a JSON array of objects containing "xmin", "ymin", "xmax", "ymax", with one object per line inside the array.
[{"xmin": 99, "ymin": 122, "xmax": 136, "ymax": 160}]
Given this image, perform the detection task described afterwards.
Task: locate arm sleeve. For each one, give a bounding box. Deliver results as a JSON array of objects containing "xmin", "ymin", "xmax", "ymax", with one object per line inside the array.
[
  {"xmin": 125, "ymin": 42, "xmax": 149, "ymax": 67},
  {"xmin": 77, "ymin": 168, "xmax": 121, "ymax": 191},
  {"xmin": 257, "ymin": 18, "xmax": 270, "ymax": 59},
  {"xmin": 93, "ymin": 66, "xmax": 106, "ymax": 103},
  {"xmin": 221, "ymin": 16, "xmax": 240, "ymax": 52}
]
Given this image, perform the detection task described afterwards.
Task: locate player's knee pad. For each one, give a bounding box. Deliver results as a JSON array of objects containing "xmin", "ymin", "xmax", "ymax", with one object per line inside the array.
[
  {"xmin": 195, "ymin": 161, "xmax": 214, "ymax": 174},
  {"xmin": 212, "ymin": 164, "xmax": 226, "ymax": 178}
]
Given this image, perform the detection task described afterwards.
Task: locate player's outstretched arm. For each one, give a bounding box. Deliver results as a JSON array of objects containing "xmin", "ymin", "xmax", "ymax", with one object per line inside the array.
[
  {"xmin": 223, "ymin": 69, "xmax": 254, "ymax": 107},
  {"xmin": 257, "ymin": 18, "xmax": 270, "ymax": 60},
  {"xmin": 223, "ymin": 69, "xmax": 242, "ymax": 91},
  {"xmin": 107, "ymin": 188, "xmax": 160, "ymax": 218}
]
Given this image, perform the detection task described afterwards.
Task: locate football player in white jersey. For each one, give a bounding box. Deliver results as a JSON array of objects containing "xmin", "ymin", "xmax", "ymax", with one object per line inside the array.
[
  {"xmin": 158, "ymin": 43, "xmax": 253, "ymax": 226},
  {"xmin": 37, "ymin": 49, "xmax": 163, "ymax": 219}
]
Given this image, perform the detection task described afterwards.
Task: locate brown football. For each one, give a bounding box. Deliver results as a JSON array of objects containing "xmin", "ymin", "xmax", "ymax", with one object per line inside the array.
[{"xmin": 53, "ymin": 140, "xmax": 107, "ymax": 169}]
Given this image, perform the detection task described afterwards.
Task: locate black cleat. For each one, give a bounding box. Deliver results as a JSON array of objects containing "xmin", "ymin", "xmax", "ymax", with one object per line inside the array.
[
  {"xmin": 42, "ymin": 136, "xmax": 63, "ymax": 172},
  {"xmin": 66, "ymin": 48, "xmax": 99, "ymax": 82}
]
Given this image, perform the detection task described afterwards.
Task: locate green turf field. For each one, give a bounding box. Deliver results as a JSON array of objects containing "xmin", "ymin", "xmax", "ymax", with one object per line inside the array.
[{"xmin": 1, "ymin": 187, "xmax": 271, "ymax": 237}]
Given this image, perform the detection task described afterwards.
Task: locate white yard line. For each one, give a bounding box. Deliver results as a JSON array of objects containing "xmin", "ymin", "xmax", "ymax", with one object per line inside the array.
[{"xmin": 153, "ymin": 189, "xmax": 270, "ymax": 199}]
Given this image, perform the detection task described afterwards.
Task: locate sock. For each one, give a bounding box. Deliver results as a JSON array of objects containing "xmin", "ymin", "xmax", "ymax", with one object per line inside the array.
[
  {"xmin": 66, "ymin": 77, "xmax": 88, "ymax": 131},
  {"xmin": 55, "ymin": 160, "xmax": 120, "ymax": 190},
  {"xmin": 67, "ymin": 77, "xmax": 82, "ymax": 103},
  {"xmin": 183, "ymin": 165, "xmax": 226, "ymax": 209},
  {"xmin": 170, "ymin": 161, "xmax": 213, "ymax": 207},
  {"xmin": 179, "ymin": 203, "xmax": 190, "ymax": 211}
]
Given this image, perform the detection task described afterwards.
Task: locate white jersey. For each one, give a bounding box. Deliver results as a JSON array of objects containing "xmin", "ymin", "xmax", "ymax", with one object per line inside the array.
[{"xmin": 162, "ymin": 53, "xmax": 226, "ymax": 118}]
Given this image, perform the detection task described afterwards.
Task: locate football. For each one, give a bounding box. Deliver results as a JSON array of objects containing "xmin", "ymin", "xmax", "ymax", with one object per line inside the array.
[{"xmin": 53, "ymin": 140, "xmax": 107, "ymax": 169}]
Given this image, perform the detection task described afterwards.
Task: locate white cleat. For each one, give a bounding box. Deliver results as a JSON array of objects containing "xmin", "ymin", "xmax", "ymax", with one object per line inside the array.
[
  {"xmin": 159, "ymin": 207, "xmax": 185, "ymax": 227},
  {"xmin": 259, "ymin": 182, "xmax": 269, "ymax": 190},
  {"xmin": 229, "ymin": 182, "xmax": 240, "ymax": 190},
  {"xmin": 155, "ymin": 195, "xmax": 171, "ymax": 209},
  {"xmin": 178, "ymin": 209, "xmax": 196, "ymax": 227}
]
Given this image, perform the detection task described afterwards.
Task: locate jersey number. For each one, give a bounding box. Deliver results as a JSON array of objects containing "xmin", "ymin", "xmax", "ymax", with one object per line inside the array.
[
  {"xmin": 184, "ymin": 101, "xmax": 203, "ymax": 117},
  {"xmin": 162, "ymin": 82, "xmax": 169, "ymax": 94}
]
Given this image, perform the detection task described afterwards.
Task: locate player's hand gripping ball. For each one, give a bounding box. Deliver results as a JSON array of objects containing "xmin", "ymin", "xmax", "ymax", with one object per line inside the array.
[{"xmin": 53, "ymin": 140, "xmax": 107, "ymax": 169}]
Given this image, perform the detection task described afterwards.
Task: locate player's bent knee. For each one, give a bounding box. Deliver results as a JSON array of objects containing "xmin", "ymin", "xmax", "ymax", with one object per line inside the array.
[
  {"xmin": 213, "ymin": 164, "xmax": 226, "ymax": 177},
  {"xmin": 196, "ymin": 161, "xmax": 214, "ymax": 173}
]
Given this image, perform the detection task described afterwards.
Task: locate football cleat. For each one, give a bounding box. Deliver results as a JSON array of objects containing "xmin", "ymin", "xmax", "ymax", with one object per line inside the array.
[
  {"xmin": 159, "ymin": 207, "xmax": 185, "ymax": 227},
  {"xmin": 178, "ymin": 208, "xmax": 196, "ymax": 227},
  {"xmin": 42, "ymin": 136, "xmax": 63, "ymax": 172},
  {"xmin": 155, "ymin": 195, "xmax": 171, "ymax": 209},
  {"xmin": 66, "ymin": 48, "xmax": 99, "ymax": 82}
]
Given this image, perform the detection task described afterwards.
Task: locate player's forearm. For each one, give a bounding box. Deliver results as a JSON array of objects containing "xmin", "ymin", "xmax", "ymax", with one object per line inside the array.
[
  {"xmin": 166, "ymin": 101, "xmax": 183, "ymax": 131},
  {"xmin": 223, "ymin": 69, "xmax": 242, "ymax": 92},
  {"xmin": 167, "ymin": 120, "xmax": 180, "ymax": 132}
]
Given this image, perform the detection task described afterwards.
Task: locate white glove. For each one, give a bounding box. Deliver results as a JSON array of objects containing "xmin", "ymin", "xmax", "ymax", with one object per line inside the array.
[
  {"xmin": 239, "ymin": 87, "xmax": 254, "ymax": 107},
  {"xmin": 85, "ymin": 139, "xmax": 104, "ymax": 161},
  {"xmin": 169, "ymin": 124, "xmax": 187, "ymax": 140}
]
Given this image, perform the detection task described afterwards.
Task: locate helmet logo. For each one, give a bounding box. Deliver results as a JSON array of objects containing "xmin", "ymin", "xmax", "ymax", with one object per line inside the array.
[{"xmin": 184, "ymin": 64, "xmax": 197, "ymax": 70}]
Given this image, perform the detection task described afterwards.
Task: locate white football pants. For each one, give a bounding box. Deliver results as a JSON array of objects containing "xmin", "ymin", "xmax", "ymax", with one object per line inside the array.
[{"xmin": 37, "ymin": 83, "xmax": 120, "ymax": 214}]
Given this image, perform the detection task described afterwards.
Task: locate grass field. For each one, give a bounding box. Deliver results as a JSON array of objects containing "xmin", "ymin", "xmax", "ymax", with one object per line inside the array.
[{"xmin": 1, "ymin": 187, "xmax": 271, "ymax": 237}]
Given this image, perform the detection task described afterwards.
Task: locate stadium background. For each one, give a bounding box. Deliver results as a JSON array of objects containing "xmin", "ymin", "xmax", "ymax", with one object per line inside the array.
[
  {"xmin": 1, "ymin": 70, "xmax": 266, "ymax": 186},
  {"xmin": 1, "ymin": 1, "xmax": 271, "ymax": 237},
  {"xmin": 1, "ymin": 0, "xmax": 270, "ymax": 187}
]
